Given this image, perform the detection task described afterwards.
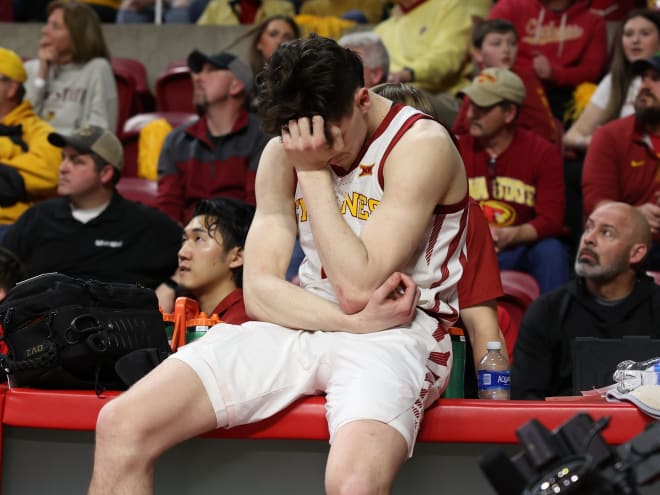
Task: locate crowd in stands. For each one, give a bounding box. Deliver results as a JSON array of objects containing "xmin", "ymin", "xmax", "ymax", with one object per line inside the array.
[{"xmin": 0, "ymin": 0, "xmax": 659, "ymax": 407}]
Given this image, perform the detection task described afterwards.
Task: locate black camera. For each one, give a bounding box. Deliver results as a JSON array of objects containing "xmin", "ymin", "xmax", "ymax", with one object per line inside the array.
[{"xmin": 480, "ymin": 413, "xmax": 660, "ymax": 494}]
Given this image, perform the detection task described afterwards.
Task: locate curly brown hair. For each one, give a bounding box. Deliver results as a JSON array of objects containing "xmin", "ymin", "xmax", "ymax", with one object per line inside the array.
[{"xmin": 256, "ymin": 35, "xmax": 364, "ymax": 136}]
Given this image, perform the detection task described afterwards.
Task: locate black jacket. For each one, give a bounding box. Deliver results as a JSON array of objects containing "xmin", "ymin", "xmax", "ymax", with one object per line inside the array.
[
  {"xmin": 511, "ymin": 276, "xmax": 660, "ymax": 399},
  {"xmin": 2, "ymin": 192, "xmax": 181, "ymax": 289}
]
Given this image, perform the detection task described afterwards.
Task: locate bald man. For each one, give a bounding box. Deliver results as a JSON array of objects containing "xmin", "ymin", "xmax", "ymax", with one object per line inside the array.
[{"xmin": 512, "ymin": 202, "xmax": 660, "ymax": 399}]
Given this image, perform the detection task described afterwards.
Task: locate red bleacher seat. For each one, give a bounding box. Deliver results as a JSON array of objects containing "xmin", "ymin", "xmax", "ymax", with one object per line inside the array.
[
  {"xmin": 497, "ymin": 270, "xmax": 541, "ymax": 360},
  {"xmin": 116, "ymin": 177, "xmax": 158, "ymax": 208},
  {"xmin": 120, "ymin": 111, "xmax": 197, "ymax": 178},
  {"xmin": 111, "ymin": 57, "xmax": 155, "ymax": 136},
  {"xmin": 155, "ymin": 61, "xmax": 194, "ymax": 113}
]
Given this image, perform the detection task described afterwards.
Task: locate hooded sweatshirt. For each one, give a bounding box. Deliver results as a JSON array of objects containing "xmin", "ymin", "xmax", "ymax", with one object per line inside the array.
[
  {"xmin": 489, "ymin": 0, "xmax": 607, "ymax": 88},
  {"xmin": 511, "ymin": 276, "xmax": 660, "ymax": 399}
]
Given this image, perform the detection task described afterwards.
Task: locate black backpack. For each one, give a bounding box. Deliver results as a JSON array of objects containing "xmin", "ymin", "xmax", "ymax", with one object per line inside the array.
[{"xmin": 0, "ymin": 273, "xmax": 171, "ymax": 392}]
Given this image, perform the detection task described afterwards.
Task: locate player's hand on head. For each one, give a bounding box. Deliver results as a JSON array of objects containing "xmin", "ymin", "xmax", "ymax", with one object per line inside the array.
[{"xmin": 281, "ymin": 115, "xmax": 344, "ymax": 171}]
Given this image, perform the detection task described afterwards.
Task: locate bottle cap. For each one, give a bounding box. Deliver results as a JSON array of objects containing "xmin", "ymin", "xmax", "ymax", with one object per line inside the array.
[{"xmin": 486, "ymin": 341, "xmax": 501, "ymax": 350}]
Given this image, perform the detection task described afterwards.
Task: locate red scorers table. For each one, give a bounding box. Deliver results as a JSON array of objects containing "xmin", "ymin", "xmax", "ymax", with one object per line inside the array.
[{"xmin": 0, "ymin": 387, "xmax": 652, "ymax": 494}]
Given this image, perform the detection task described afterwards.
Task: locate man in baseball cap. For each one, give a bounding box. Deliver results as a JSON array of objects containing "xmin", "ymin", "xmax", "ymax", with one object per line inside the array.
[
  {"xmin": 187, "ymin": 50, "xmax": 254, "ymax": 95},
  {"xmin": 459, "ymin": 67, "xmax": 526, "ymax": 108},
  {"xmin": 156, "ymin": 49, "xmax": 267, "ymax": 224},
  {"xmin": 48, "ymin": 125, "xmax": 124, "ymax": 173},
  {"xmin": 0, "ymin": 46, "xmax": 60, "ymax": 236},
  {"xmin": 631, "ymin": 51, "xmax": 660, "ymax": 77},
  {"xmin": 2, "ymin": 124, "xmax": 182, "ymax": 291},
  {"xmin": 456, "ymin": 66, "xmax": 570, "ymax": 294},
  {"xmin": 579, "ymin": 50, "xmax": 660, "ymax": 271}
]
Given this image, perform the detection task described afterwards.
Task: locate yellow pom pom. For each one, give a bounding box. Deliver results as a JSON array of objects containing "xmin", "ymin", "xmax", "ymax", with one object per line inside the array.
[{"xmin": 563, "ymin": 82, "xmax": 597, "ymax": 124}]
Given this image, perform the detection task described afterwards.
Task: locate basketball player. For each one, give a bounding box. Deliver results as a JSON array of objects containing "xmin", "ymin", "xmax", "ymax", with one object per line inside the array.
[{"xmin": 88, "ymin": 35, "xmax": 468, "ymax": 495}]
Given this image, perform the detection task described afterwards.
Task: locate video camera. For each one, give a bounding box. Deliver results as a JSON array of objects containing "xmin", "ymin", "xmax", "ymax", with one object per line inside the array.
[{"xmin": 480, "ymin": 413, "xmax": 660, "ymax": 494}]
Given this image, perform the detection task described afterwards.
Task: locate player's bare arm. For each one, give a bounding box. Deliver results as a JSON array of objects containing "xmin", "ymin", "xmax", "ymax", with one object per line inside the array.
[
  {"xmin": 243, "ymin": 137, "xmax": 419, "ymax": 332},
  {"xmin": 289, "ymin": 103, "xmax": 467, "ymax": 313}
]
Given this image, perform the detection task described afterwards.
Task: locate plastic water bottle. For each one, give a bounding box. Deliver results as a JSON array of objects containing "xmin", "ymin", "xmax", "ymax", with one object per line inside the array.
[
  {"xmin": 613, "ymin": 358, "xmax": 660, "ymax": 393},
  {"xmin": 478, "ymin": 341, "xmax": 511, "ymax": 400}
]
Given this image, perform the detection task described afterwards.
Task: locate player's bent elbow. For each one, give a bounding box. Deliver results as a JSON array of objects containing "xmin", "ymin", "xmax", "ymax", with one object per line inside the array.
[{"xmin": 336, "ymin": 291, "xmax": 369, "ymax": 315}]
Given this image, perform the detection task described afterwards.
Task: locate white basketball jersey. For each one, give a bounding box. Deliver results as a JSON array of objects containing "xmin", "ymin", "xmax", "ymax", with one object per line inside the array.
[{"xmin": 295, "ymin": 104, "xmax": 467, "ymax": 328}]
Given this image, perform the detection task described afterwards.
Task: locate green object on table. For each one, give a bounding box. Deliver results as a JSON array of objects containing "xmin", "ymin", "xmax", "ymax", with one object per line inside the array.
[{"xmin": 442, "ymin": 327, "xmax": 466, "ymax": 399}]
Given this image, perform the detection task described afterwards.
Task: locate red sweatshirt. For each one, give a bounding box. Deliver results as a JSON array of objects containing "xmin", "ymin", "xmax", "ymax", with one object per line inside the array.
[
  {"xmin": 489, "ymin": 0, "xmax": 607, "ymax": 87},
  {"xmin": 212, "ymin": 288, "xmax": 250, "ymax": 324},
  {"xmin": 457, "ymin": 128, "xmax": 565, "ymax": 239},
  {"xmin": 453, "ymin": 67, "xmax": 557, "ymax": 143},
  {"xmin": 582, "ymin": 115, "xmax": 660, "ymax": 240}
]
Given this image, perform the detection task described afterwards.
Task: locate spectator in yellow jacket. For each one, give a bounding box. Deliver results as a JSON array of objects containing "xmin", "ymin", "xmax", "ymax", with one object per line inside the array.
[
  {"xmin": 374, "ymin": 0, "xmax": 473, "ymax": 126},
  {"xmin": 0, "ymin": 47, "xmax": 60, "ymax": 236}
]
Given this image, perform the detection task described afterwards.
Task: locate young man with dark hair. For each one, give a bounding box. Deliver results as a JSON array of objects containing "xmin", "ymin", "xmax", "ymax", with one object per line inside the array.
[
  {"xmin": 176, "ymin": 197, "xmax": 254, "ymax": 322},
  {"xmin": 88, "ymin": 35, "xmax": 468, "ymax": 494}
]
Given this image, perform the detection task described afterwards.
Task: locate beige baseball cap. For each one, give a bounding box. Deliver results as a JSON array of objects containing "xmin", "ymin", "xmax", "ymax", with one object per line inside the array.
[
  {"xmin": 460, "ymin": 67, "xmax": 526, "ymax": 107},
  {"xmin": 48, "ymin": 126, "xmax": 124, "ymax": 172}
]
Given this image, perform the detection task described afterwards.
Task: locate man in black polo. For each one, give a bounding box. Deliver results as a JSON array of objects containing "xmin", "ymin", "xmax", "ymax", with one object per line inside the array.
[{"xmin": 2, "ymin": 125, "xmax": 181, "ymax": 289}]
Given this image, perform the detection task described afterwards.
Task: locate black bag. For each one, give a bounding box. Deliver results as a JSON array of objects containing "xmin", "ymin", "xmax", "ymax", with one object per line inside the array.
[{"xmin": 0, "ymin": 273, "xmax": 171, "ymax": 392}]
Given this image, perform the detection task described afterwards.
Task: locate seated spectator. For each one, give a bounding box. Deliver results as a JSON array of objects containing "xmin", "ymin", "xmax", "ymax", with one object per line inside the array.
[
  {"xmin": 0, "ymin": 246, "xmax": 22, "ymax": 301},
  {"xmin": 159, "ymin": 198, "xmax": 255, "ymax": 322},
  {"xmin": 453, "ymin": 19, "xmax": 557, "ymax": 144},
  {"xmin": 117, "ymin": 0, "xmax": 209, "ymax": 23},
  {"xmin": 457, "ymin": 67, "xmax": 570, "ymax": 294},
  {"xmin": 489, "ymin": 0, "xmax": 608, "ymax": 122},
  {"xmin": 582, "ymin": 52, "xmax": 660, "ymax": 271},
  {"xmin": 2, "ymin": 125, "xmax": 181, "ymax": 289},
  {"xmin": 512, "ymin": 201, "xmax": 659, "ymax": 399},
  {"xmin": 197, "ymin": 0, "xmax": 295, "ymax": 25},
  {"xmin": 0, "ymin": 47, "xmax": 61, "ymax": 238},
  {"xmin": 371, "ymin": 81, "xmax": 509, "ymax": 397},
  {"xmin": 247, "ymin": 14, "xmax": 300, "ymax": 110},
  {"xmin": 338, "ymin": 32, "xmax": 390, "ymax": 89},
  {"xmin": 564, "ymin": 9, "xmax": 660, "ymax": 152},
  {"xmin": 157, "ymin": 50, "xmax": 268, "ymax": 224},
  {"xmin": 24, "ymin": 0, "xmax": 119, "ymax": 134},
  {"xmin": 249, "ymin": 15, "xmax": 300, "ymax": 77},
  {"xmin": 564, "ymin": 9, "xmax": 660, "ymax": 259},
  {"xmin": 300, "ymin": 0, "xmax": 385, "ymax": 24},
  {"xmin": 374, "ymin": 0, "xmax": 474, "ymax": 127}
]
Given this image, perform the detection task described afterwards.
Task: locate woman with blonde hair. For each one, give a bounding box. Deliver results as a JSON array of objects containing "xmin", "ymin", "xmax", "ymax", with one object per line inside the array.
[{"xmin": 24, "ymin": 0, "xmax": 118, "ymax": 133}]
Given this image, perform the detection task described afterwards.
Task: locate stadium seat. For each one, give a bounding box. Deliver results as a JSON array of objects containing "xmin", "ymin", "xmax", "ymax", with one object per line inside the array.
[
  {"xmin": 155, "ymin": 61, "xmax": 195, "ymax": 113},
  {"xmin": 647, "ymin": 271, "xmax": 660, "ymax": 285},
  {"xmin": 120, "ymin": 111, "xmax": 197, "ymax": 178},
  {"xmin": 116, "ymin": 177, "xmax": 158, "ymax": 208},
  {"xmin": 111, "ymin": 57, "xmax": 155, "ymax": 135},
  {"xmin": 497, "ymin": 270, "xmax": 541, "ymax": 360}
]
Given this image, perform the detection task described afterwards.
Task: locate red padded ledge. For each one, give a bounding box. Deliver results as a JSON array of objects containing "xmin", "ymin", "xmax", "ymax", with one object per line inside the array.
[{"xmin": 1, "ymin": 388, "xmax": 651, "ymax": 444}]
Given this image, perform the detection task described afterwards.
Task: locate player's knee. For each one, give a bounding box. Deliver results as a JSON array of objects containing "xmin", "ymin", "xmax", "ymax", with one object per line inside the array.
[
  {"xmin": 95, "ymin": 396, "xmax": 151, "ymax": 459},
  {"xmin": 326, "ymin": 469, "xmax": 385, "ymax": 495}
]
